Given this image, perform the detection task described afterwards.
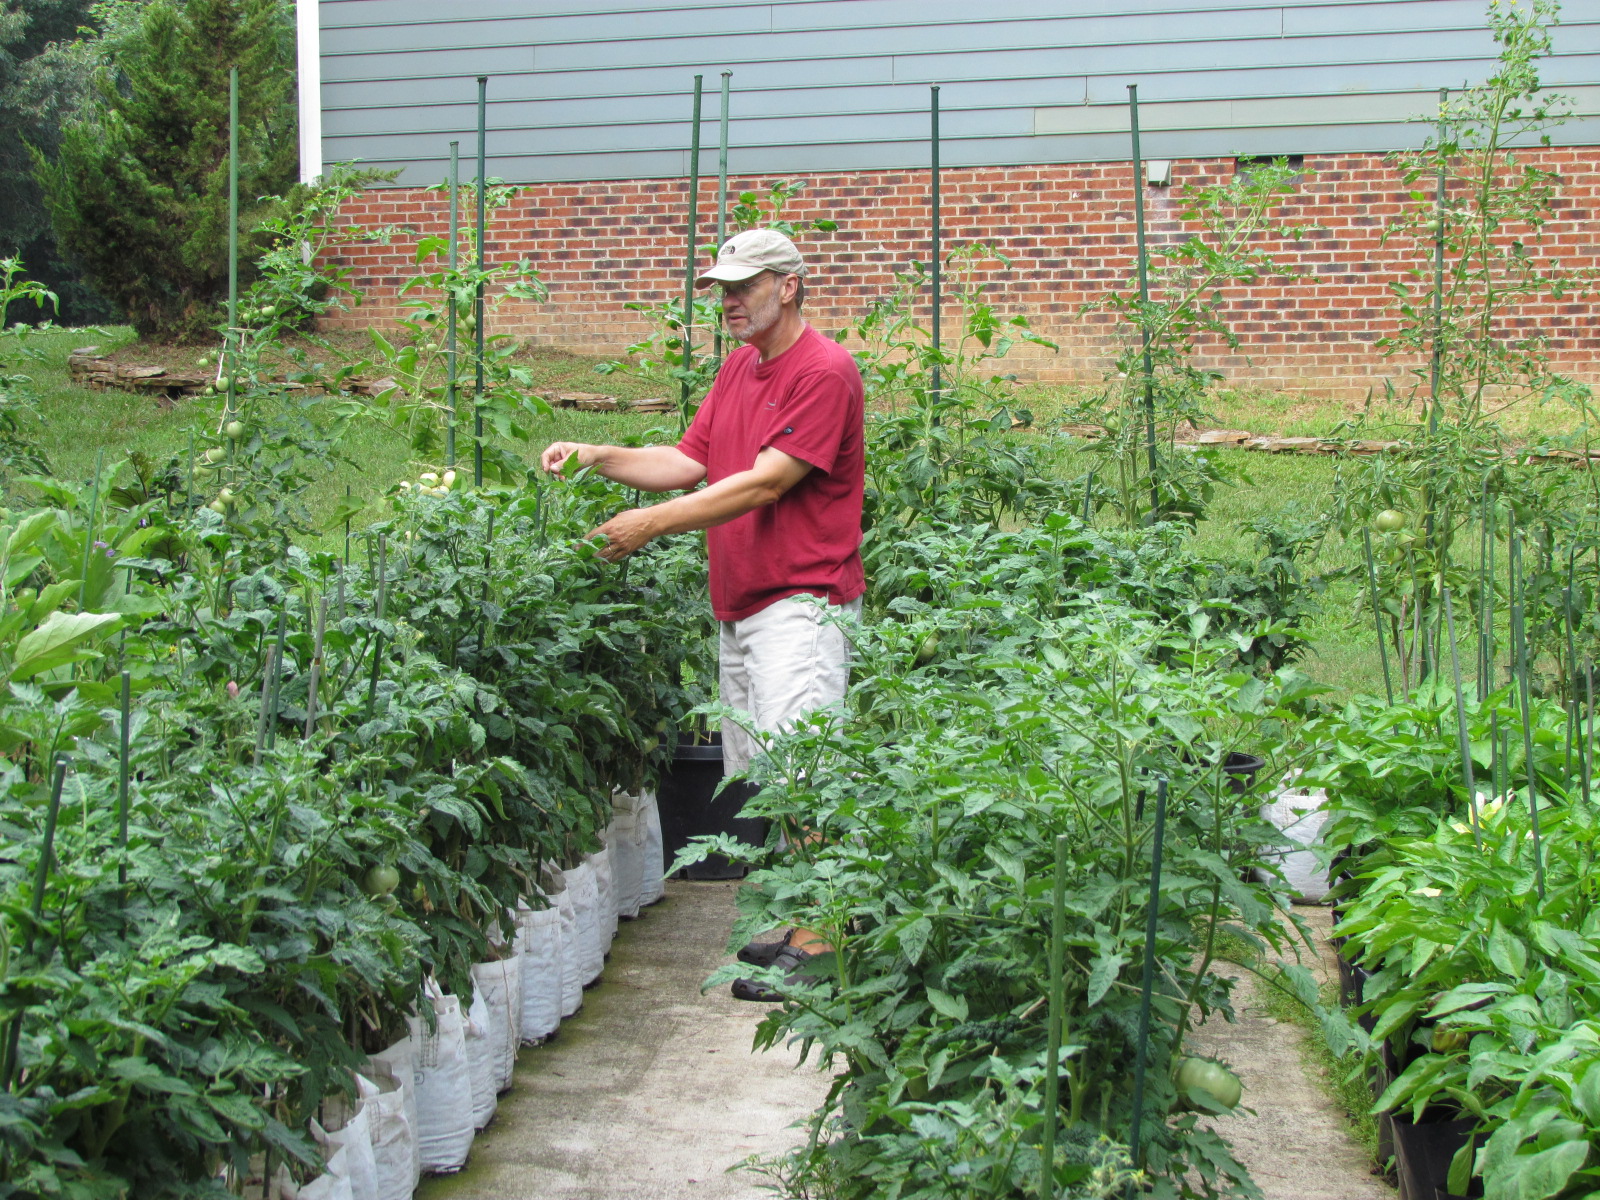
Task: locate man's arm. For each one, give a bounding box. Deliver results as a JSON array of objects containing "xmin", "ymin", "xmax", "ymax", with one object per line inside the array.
[
  {"xmin": 539, "ymin": 441, "xmax": 707, "ymax": 493},
  {"xmin": 585, "ymin": 446, "xmax": 812, "ymax": 562}
]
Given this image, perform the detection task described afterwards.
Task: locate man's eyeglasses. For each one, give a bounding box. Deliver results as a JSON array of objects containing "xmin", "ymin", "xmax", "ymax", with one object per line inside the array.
[{"xmin": 718, "ymin": 272, "xmax": 777, "ymax": 299}]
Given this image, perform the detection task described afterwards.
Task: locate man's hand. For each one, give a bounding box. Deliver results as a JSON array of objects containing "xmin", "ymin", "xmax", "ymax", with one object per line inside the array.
[
  {"xmin": 540, "ymin": 441, "xmax": 596, "ymax": 474},
  {"xmin": 585, "ymin": 508, "xmax": 659, "ymax": 562}
]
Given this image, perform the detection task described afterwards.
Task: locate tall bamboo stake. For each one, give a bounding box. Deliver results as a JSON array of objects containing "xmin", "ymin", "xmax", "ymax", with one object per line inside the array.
[
  {"xmin": 1128, "ymin": 85, "xmax": 1159, "ymax": 524},
  {"xmin": 446, "ymin": 139, "xmax": 460, "ymax": 467},
  {"xmin": 474, "ymin": 77, "xmax": 488, "ymax": 488},
  {"xmin": 680, "ymin": 76, "xmax": 704, "ymax": 430},
  {"xmin": 930, "ymin": 84, "xmax": 942, "ymax": 406},
  {"xmin": 1041, "ymin": 832, "xmax": 1068, "ymax": 1198},
  {"xmin": 1128, "ymin": 777, "xmax": 1168, "ymax": 1170}
]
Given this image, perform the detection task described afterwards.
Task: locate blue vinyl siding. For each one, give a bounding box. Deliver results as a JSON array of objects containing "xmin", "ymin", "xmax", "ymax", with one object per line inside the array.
[{"xmin": 314, "ymin": 0, "xmax": 1600, "ymax": 185}]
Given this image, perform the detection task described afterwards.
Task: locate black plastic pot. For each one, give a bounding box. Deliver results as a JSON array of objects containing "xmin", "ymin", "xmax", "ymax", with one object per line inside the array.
[
  {"xmin": 1391, "ymin": 1110, "xmax": 1482, "ymax": 1200},
  {"xmin": 1222, "ymin": 751, "xmax": 1267, "ymax": 794},
  {"xmin": 656, "ymin": 732, "xmax": 767, "ymax": 881}
]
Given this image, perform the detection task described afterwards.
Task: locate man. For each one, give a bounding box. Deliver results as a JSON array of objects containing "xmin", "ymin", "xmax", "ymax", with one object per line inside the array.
[{"xmin": 539, "ymin": 227, "xmax": 865, "ymax": 1001}]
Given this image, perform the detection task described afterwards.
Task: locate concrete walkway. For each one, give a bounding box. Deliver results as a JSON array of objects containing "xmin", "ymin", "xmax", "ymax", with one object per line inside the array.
[
  {"xmin": 1190, "ymin": 906, "xmax": 1392, "ymax": 1200},
  {"xmin": 420, "ymin": 880, "xmax": 831, "ymax": 1200},
  {"xmin": 425, "ymin": 893, "xmax": 1390, "ymax": 1200}
]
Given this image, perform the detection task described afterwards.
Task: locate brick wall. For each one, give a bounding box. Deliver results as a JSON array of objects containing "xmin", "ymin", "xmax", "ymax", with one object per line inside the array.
[{"xmin": 322, "ymin": 149, "xmax": 1600, "ymax": 401}]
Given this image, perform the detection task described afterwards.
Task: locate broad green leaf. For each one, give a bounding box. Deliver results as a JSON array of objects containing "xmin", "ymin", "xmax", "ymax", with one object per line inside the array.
[
  {"xmin": 1484, "ymin": 1139, "xmax": 1587, "ymax": 1200},
  {"xmin": 10, "ymin": 610, "xmax": 123, "ymax": 681},
  {"xmin": 925, "ymin": 988, "xmax": 968, "ymax": 1022},
  {"xmin": 1086, "ymin": 952, "xmax": 1127, "ymax": 1007},
  {"xmin": 1488, "ymin": 922, "xmax": 1529, "ymax": 977}
]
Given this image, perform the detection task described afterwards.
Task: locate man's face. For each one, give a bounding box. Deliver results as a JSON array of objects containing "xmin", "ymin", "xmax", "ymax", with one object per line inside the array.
[{"xmin": 719, "ymin": 271, "xmax": 786, "ymax": 343}]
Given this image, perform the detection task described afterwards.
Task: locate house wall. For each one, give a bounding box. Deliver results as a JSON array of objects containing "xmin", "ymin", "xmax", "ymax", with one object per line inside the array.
[
  {"xmin": 320, "ymin": 147, "xmax": 1600, "ymax": 401},
  {"xmin": 312, "ymin": 0, "xmax": 1600, "ymax": 186}
]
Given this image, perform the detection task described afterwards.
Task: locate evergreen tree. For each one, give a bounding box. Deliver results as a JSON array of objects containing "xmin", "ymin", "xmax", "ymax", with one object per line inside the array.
[
  {"xmin": 34, "ymin": 0, "xmax": 297, "ymax": 340},
  {"xmin": 0, "ymin": 0, "xmax": 113, "ymax": 324}
]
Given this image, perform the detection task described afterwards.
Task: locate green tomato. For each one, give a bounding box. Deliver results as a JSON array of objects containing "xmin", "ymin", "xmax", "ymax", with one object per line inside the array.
[
  {"xmin": 259, "ymin": 304, "xmax": 277, "ymax": 317},
  {"xmin": 1176, "ymin": 1057, "xmax": 1242, "ymax": 1110},
  {"xmin": 206, "ymin": 499, "xmax": 227, "ymax": 514},
  {"xmin": 363, "ymin": 865, "xmax": 401, "ymax": 896},
  {"xmin": 224, "ymin": 420, "xmax": 245, "ymax": 440},
  {"xmin": 1373, "ymin": 509, "xmax": 1407, "ymax": 534},
  {"xmin": 1431, "ymin": 1025, "xmax": 1468, "ymax": 1053},
  {"xmin": 916, "ymin": 633, "xmax": 941, "ymax": 663},
  {"xmin": 203, "ymin": 446, "xmax": 225, "ymax": 464}
]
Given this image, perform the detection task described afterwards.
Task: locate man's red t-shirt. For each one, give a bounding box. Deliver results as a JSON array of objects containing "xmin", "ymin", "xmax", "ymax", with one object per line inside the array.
[{"xmin": 678, "ymin": 323, "xmax": 865, "ymax": 622}]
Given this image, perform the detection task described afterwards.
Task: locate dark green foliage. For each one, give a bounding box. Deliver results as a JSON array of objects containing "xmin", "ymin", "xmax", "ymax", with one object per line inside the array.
[
  {"xmin": 0, "ymin": 0, "xmax": 117, "ymax": 324},
  {"xmin": 33, "ymin": 0, "xmax": 296, "ymax": 339}
]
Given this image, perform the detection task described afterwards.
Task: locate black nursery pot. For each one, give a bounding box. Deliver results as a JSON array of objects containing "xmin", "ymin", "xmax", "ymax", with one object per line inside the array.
[
  {"xmin": 1390, "ymin": 1110, "xmax": 1483, "ymax": 1200},
  {"xmin": 1221, "ymin": 751, "xmax": 1267, "ymax": 795},
  {"xmin": 656, "ymin": 731, "xmax": 768, "ymax": 881}
]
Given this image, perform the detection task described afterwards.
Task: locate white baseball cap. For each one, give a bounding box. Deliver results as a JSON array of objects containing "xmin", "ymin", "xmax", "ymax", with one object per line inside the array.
[{"xmin": 695, "ymin": 228, "xmax": 808, "ymax": 287}]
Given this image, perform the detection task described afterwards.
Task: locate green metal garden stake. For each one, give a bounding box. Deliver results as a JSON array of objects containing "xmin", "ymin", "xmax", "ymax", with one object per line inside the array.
[
  {"xmin": 1082, "ymin": 468, "xmax": 1095, "ymax": 524},
  {"xmin": 1041, "ymin": 832, "xmax": 1068, "ymax": 1199},
  {"xmin": 1563, "ymin": 543, "xmax": 1579, "ymax": 778},
  {"xmin": 474, "ymin": 77, "xmax": 488, "ymax": 488},
  {"xmin": 1443, "ymin": 588, "xmax": 1482, "ymax": 849},
  {"xmin": 1478, "ymin": 489, "xmax": 1493, "ymax": 694},
  {"xmin": 1509, "ymin": 522, "xmax": 1547, "ymax": 900},
  {"xmin": 344, "ymin": 484, "xmax": 353, "ymax": 567},
  {"xmin": 253, "ymin": 646, "xmax": 275, "ymax": 767},
  {"xmin": 447, "ymin": 139, "xmax": 460, "ymax": 468},
  {"xmin": 303, "ymin": 595, "xmax": 328, "ymax": 739},
  {"xmin": 713, "ymin": 70, "xmax": 731, "ymax": 365},
  {"xmin": 117, "ymin": 671, "xmax": 131, "ymax": 887},
  {"xmin": 223, "ymin": 68, "xmax": 239, "ymax": 444},
  {"xmin": 1421, "ymin": 89, "xmax": 1448, "ymax": 562},
  {"xmin": 680, "ymin": 76, "xmax": 703, "ymax": 431},
  {"xmin": 1, "ymin": 756, "xmax": 68, "ymax": 1089},
  {"xmin": 366, "ymin": 534, "xmax": 389, "ymax": 718},
  {"xmin": 266, "ymin": 607, "xmax": 288, "ymax": 750},
  {"xmin": 1585, "ymin": 661, "xmax": 1594, "ymax": 813},
  {"xmin": 930, "ymin": 84, "xmax": 942, "ymax": 406},
  {"xmin": 78, "ymin": 448, "xmax": 104, "ymax": 613},
  {"xmin": 1128, "ymin": 776, "xmax": 1169, "ymax": 1172},
  {"xmin": 1128, "ymin": 85, "xmax": 1160, "ymax": 525},
  {"xmin": 1363, "ymin": 527, "xmax": 1395, "ymax": 705},
  {"xmin": 185, "ymin": 427, "xmax": 195, "ymax": 511},
  {"xmin": 477, "ymin": 509, "xmax": 496, "ymax": 656}
]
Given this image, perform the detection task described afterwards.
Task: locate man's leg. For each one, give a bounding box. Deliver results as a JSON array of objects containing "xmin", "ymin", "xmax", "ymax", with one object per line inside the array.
[{"xmin": 723, "ymin": 596, "xmax": 858, "ymax": 997}]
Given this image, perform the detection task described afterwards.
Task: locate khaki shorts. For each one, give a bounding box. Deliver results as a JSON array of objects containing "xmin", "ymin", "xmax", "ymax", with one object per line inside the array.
[{"xmin": 719, "ymin": 594, "xmax": 861, "ymax": 774}]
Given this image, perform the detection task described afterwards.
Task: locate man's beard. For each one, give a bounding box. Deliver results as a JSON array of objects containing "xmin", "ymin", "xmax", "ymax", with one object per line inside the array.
[{"xmin": 727, "ymin": 289, "xmax": 782, "ymax": 342}]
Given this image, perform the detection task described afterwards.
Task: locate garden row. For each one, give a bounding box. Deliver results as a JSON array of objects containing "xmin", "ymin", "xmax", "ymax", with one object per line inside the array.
[
  {"xmin": 1312, "ymin": 676, "xmax": 1599, "ymax": 1200},
  {"xmin": 0, "ymin": 463, "xmax": 709, "ymax": 1197}
]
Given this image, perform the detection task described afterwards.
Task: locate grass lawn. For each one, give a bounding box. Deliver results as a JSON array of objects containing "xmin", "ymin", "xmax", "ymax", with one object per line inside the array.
[{"xmin": 17, "ymin": 323, "xmax": 1474, "ymax": 700}]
